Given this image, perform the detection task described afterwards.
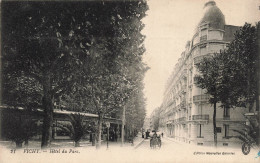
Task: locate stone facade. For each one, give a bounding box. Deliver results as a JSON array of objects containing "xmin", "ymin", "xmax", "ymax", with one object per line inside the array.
[{"xmin": 159, "ymin": 1, "xmax": 247, "ymax": 147}]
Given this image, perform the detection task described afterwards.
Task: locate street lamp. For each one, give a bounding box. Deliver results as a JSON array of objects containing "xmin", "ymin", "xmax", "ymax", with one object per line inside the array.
[{"xmin": 105, "ymin": 122, "xmax": 110, "ymax": 149}]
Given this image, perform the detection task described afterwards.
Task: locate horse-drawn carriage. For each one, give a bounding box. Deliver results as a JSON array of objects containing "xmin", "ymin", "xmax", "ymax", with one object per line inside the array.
[{"xmin": 149, "ymin": 131, "xmax": 161, "ymax": 149}]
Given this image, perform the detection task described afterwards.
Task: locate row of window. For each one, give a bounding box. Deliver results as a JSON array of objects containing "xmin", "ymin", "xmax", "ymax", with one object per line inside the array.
[
  {"xmin": 170, "ymin": 124, "xmax": 230, "ymax": 139},
  {"xmin": 196, "ymin": 124, "xmax": 229, "ymax": 138}
]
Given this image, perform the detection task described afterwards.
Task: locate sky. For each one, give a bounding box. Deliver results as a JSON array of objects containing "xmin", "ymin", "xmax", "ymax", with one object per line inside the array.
[{"xmin": 142, "ymin": 0, "xmax": 260, "ymax": 116}]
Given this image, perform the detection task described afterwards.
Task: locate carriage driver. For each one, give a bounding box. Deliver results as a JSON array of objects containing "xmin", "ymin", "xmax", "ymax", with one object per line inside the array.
[{"xmin": 153, "ymin": 131, "xmax": 157, "ymax": 139}]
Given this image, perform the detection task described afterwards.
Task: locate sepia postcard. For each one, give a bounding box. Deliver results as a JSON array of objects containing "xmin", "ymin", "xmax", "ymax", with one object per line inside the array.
[{"xmin": 0, "ymin": 0, "xmax": 260, "ymax": 162}]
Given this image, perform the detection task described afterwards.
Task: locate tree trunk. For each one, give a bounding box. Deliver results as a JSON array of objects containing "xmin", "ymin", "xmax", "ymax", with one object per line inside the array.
[
  {"xmin": 125, "ymin": 126, "xmax": 128, "ymax": 141},
  {"xmin": 90, "ymin": 133, "xmax": 92, "ymax": 142},
  {"xmin": 16, "ymin": 141, "xmax": 23, "ymax": 149},
  {"xmin": 75, "ymin": 141, "xmax": 80, "ymax": 147},
  {"xmin": 213, "ymin": 101, "xmax": 217, "ymax": 147},
  {"xmin": 96, "ymin": 114, "xmax": 103, "ymax": 149},
  {"xmin": 121, "ymin": 105, "xmax": 125, "ymax": 146},
  {"xmin": 25, "ymin": 139, "xmax": 29, "ymax": 147},
  {"xmin": 41, "ymin": 76, "xmax": 54, "ymax": 148}
]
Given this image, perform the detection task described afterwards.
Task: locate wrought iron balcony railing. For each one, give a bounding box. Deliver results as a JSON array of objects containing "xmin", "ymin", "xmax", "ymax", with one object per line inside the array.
[
  {"xmin": 193, "ymin": 94, "xmax": 210, "ymax": 103},
  {"xmin": 194, "ymin": 56, "xmax": 204, "ymax": 65},
  {"xmin": 173, "ymin": 117, "xmax": 187, "ymax": 124},
  {"xmin": 193, "ymin": 53, "xmax": 212, "ymax": 64},
  {"xmin": 180, "ymin": 100, "xmax": 186, "ymax": 109},
  {"xmin": 200, "ymin": 35, "xmax": 207, "ymax": 42},
  {"xmin": 178, "ymin": 117, "xmax": 186, "ymax": 122},
  {"xmin": 192, "ymin": 114, "xmax": 209, "ymax": 121},
  {"xmin": 181, "ymin": 85, "xmax": 187, "ymax": 93}
]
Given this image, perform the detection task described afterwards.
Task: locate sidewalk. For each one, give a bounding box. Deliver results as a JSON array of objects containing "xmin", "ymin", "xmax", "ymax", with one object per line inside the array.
[
  {"xmin": 100, "ymin": 132, "xmax": 145, "ymax": 150},
  {"xmin": 133, "ymin": 132, "xmax": 145, "ymax": 149},
  {"xmin": 164, "ymin": 136, "xmax": 188, "ymax": 146},
  {"xmin": 164, "ymin": 136, "xmax": 259, "ymax": 157},
  {"xmin": 0, "ymin": 133, "xmax": 145, "ymax": 150}
]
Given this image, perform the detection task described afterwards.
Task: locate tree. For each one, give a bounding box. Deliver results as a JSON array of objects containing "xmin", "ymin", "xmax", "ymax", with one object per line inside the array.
[
  {"xmin": 220, "ymin": 23, "xmax": 258, "ymax": 146},
  {"xmin": 219, "ymin": 23, "xmax": 257, "ymax": 110},
  {"xmin": 74, "ymin": 1, "xmax": 148, "ymax": 148},
  {"xmin": 2, "ymin": 2, "xmax": 94, "ymax": 148},
  {"xmin": 194, "ymin": 23, "xmax": 258, "ymax": 147},
  {"xmin": 2, "ymin": 1, "xmax": 148, "ymax": 149},
  {"xmin": 1, "ymin": 110, "xmax": 38, "ymax": 148},
  {"xmin": 125, "ymin": 88, "xmax": 147, "ymax": 139},
  {"xmin": 57, "ymin": 113, "xmax": 88, "ymax": 147},
  {"xmin": 232, "ymin": 115, "xmax": 259, "ymax": 155},
  {"xmin": 3, "ymin": 75, "xmax": 42, "ymax": 111},
  {"xmin": 194, "ymin": 53, "xmax": 225, "ymax": 147}
]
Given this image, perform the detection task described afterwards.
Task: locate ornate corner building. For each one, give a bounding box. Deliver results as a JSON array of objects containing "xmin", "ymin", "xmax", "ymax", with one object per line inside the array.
[{"xmin": 159, "ymin": 1, "xmax": 248, "ymax": 147}]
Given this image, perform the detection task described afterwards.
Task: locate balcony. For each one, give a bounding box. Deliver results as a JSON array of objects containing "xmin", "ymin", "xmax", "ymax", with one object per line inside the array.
[
  {"xmin": 167, "ymin": 101, "xmax": 175, "ymax": 108},
  {"xmin": 192, "ymin": 114, "xmax": 209, "ymax": 121},
  {"xmin": 180, "ymin": 100, "xmax": 186, "ymax": 109},
  {"xmin": 193, "ymin": 94, "xmax": 210, "ymax": 103},
  {"xmin": 194, "ymin": 56, "xmax": 204, "ymax": 65},
  {"xmin": 181, "ymin": 85, "xmax": 187, "ymax": 93},
  {"xmin": 166, "ymin": 120, "xmax": 173, "ymax": 125},
  {"xmin": 200, "ymin": 35, "xmax": 207, "ymax": 42},
  {"xmin": 193, "ymin": 54, "xmax": 212, "ymax": 65},
  {"xmin": 174, "ymin": 117, "xmax": 187, "ymax": 124},
  {"xmin": 176, "ymin": 104, "xmax": 181, "ymax": 111},
  {"xmin": 181, "ymin": 69, "xmax": 187, "ymax": 78},
  {"xmin": 178, "ymin": 117, "xmax": 186, "ymax": 122}
]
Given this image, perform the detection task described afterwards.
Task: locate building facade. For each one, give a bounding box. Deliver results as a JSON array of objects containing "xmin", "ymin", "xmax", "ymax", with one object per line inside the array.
[{"xmin": 159, "ymin": 1, "xmax": 247, "ymax": 147}]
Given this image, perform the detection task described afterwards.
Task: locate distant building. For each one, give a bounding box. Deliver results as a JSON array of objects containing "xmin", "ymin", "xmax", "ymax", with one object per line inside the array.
[
  {"xmin": 149, "ymin": 107, "xmax": 161, "ymax": 130},
  {"xmin": 160, "ymin": 1, "xmax": 246, "ymax": 147}
]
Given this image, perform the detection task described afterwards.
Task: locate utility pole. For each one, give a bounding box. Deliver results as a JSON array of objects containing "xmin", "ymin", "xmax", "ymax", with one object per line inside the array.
[{"xmin": 121, "ymin": 105, "xmax": 125, "ymax": 146}]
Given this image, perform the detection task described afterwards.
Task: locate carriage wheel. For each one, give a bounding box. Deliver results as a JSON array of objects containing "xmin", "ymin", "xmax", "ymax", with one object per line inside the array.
[{"xmin": 242, "ymin": 143, "xmax": 251, "ymax": 155}]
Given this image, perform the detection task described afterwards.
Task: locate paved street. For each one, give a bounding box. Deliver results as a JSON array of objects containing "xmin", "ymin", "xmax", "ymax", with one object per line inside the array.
[
  {"xmin": 134, "ymin": 137, "xmax": 260, "ymax": 163},
  {"xmin": 1, "ymin": 135, "xmax": 260, "ymax": 163},
  {"xmin": 136, "ymin": 137, "xmax": 181, "ymax": 150}
]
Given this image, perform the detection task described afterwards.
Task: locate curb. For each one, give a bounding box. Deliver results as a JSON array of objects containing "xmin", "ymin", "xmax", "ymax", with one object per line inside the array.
[
  {"xmin": 134, "ymin": 138, "xmax": 145, "ymax": 149},
  {"xmin": 163, "ymin": 137, "xmax": 183, "ymax": 145}
]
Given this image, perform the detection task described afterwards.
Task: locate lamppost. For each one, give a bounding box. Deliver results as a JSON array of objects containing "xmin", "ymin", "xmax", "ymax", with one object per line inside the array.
[{"xmin": 105, "ymin": 122, "xmax": 110, "ymax": 149}]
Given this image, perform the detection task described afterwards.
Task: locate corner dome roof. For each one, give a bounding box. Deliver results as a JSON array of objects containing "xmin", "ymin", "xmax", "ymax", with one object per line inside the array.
[{"xmin": 197, "ymin": 1, "xmax": 225, "ymax": 31}]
